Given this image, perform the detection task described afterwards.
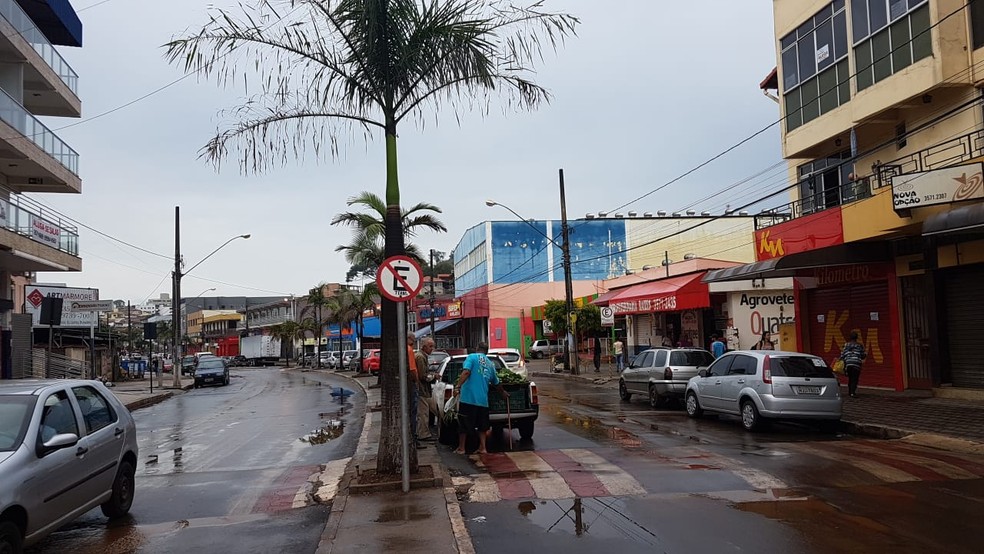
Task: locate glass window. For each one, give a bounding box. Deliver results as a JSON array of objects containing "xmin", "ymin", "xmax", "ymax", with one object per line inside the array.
[
  {"xmin": 798, "ymin": 36, "xmax": 817, "ymax": 80},
  {"xmin": 971, "ymin": 0, "xmax": 984, "ymax": 50},
  {"xmin": 728, "ymin": 355, "xmax": 758, "ymax": 376},
  {"xmin": 670, "ymin": 350, "xmax": 715, "ymax": 367},
  {"xmin": 653, "ymin": 350, "xmax": 668, "ymax": 367},
  {"xmin": 40, "ymin": 391, "xmax": 78, "ymax": 443},
  {"xmin": 856, "ymin": 41, "xmax": 874, "ymax": 90},
  {"xmin": 771, "ymin": 356, "xmax": 836, "ymax": 378},
  {"xmin": 632, "ymin": 351, "xmax": 654, "ymax": 368},
  {"xmin": 889, "ymin": 0, "xmax": 907, "ymax": 20},
  {"xmin": 872, "ymin": 31, "xmax": 893, "ymax": 82},
  {"xmin": 0, "ymin": 396, "xmax": 36, "ymax": 452},
  {"xmin": 833, "ymin": 12, "xmax": 848, "ymax": 58},
  {"xmin": 785, "ymin": 90, "xmax": 802, "ymax": 132},
  {"xmin": 72, "ymin": 386, "xmax": 117, "ymax": 434},
  {"xmin": 837, "ymin": 60, "xmax": 851, "ymax": 103},
  {"xmin": 707, "ymin": 356, "xmax": 734, "ymax": 377},
  {"xmin": 815, "ymin": 20, "xmax": 835, "ymax": 72},
  {"xmin": 819, "ymin": 69, "xmax": 839, "ymax": 113},
  {"xmin": 911, "ymin": 5, "xmax": 931, "ymax": 61},
  {"xmin": 853, "ymin": 0, "xmax": 870, "ymax": 41},
  {"xmin": 801, "ymin": 78, "xmax": 820, "ymax": 123},
  {"xmin": 781, "ymin": 47, "xmax": 799, "ymax": 90},
  {"xmin": 891, "ymin": 18, "xmax": 912, "ymax": 70},
  {"xmin": 869, "ymin": 0, "xmax": 888, "ymax": 32}
]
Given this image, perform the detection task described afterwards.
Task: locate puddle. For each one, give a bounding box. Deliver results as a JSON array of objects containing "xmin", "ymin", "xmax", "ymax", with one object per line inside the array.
[
  {"xmin": 375, "ymin": 506, "xmax": 432, "ymax": 522},
  {"xmin": 301, "ymin": 420, "xmax": 345, "ymax": 444},
  {"xmin": 516, "ymin": 497, "xmax": 661, "ymax": 545}
]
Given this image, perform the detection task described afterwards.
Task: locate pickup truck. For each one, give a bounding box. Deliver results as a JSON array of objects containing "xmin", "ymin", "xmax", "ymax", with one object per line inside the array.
[{"xmin": 430, "ymin": 354, "xmax": 539, "ymax": 444}]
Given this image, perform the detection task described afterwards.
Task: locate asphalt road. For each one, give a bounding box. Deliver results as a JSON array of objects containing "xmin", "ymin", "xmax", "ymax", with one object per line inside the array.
[
  {"xmin": 26, "ymin": 367, "xmax": 364, "ymax": 554},
  {"xmin": 443, "ymin": 371, "xmax": 984, "ymax": 554}
]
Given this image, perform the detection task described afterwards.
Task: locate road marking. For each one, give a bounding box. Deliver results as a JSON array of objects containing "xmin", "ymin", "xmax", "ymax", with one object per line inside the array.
[
  {"xmin": 561, "ymin": 448, "xmax": 646, "ymax": 497},
  {"xmin": 506, "ymin": 451, "xmax": 576, "ymax": 499},
  {"xmin": 787, "ymin": 443, "xmax": 920, "ymax": 483},
  {"xmin": 837, "ymin": 442, "xmax": 977, "ymax": 481},
  {"xmin": 312, "ymin": 457, "xmax": 351, "ymax": 504}
]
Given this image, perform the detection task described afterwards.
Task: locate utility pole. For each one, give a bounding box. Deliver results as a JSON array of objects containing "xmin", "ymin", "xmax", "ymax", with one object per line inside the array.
[
  {"xmin": 560, "ymin": 169, "xmax": 576, "ymax": 375},
  {"xmin": 171, "ymin": 206, "xmax": 182, "ymax": 388},
  {"xmin": 429, "ymin": 249, "xmax": 436, "ymax": 340},
  {"xmin": 127, "ymin": 301, "xmax": 132, "ymax": 356}
]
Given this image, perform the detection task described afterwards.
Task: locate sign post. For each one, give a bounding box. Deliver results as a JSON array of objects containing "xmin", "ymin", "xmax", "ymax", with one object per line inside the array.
[
  {"xmin": 69, "ymin": 300, "xmax": 113, "ymax": 380},
  {"xmin": 376, "ymin": 255, "xmax": 424, "ymax": 494}
]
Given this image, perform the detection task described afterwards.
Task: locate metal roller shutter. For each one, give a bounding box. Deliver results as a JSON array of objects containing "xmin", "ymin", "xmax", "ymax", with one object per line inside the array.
[
  {"xmin": 943, "ymin": 267, "xmax": 984, "ymax": 389},
  {"xmin": 632, "ymin": 313, "xmax": 654, "ymax": 353}
]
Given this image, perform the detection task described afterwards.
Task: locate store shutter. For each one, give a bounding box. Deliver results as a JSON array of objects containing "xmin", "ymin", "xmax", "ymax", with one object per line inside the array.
[
  {"xmin": 632, "ymin": 313, "xmax": 654, "ymax": 354},
  {"xmin": 943, "ymin": 267, "xmax": 984, "ymax": 388}
]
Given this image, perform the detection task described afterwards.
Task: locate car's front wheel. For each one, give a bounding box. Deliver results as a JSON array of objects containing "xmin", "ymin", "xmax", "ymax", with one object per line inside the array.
[
  {"xmin": 685, "ymin": 391, "xmax": 703, "ymax": 418},
  {"xmin": 619, "ymin": 380, "xmax": 632, "ymax": 402},
  {"xmin": 741, "ymin": 400, "xmax": 763, "ymax": 432},
  {"xmin": 0, "ymin": 520, "xmax": 23, "ymax": 554},
  {"xmin": 101, "ymin": 460, "xmax": 135, "ymax": 519}
]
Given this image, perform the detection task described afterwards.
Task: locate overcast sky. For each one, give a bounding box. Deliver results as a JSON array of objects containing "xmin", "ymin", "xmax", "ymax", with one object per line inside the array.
[{"xmin": 36, "ymin": 0, "xmax": 783, "ymax": 304}]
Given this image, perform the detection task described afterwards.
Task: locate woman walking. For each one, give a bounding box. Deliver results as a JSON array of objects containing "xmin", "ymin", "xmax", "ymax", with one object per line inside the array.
[{"xmin": 839, "ymin": 331, "xmax": 867, "ymax": 398}]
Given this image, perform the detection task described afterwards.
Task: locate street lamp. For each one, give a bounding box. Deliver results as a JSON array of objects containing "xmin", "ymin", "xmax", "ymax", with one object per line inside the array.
[
  {"xmin": 170, "ymin": 205, "xmax": 250, "ymax": 388},
  {"xmin": 195, "ymin": 287, "xmax": 217, "ymax": 299},
  {"xmin": 486, "ymin": 169, "xmax": 577, "ymax": 374}
]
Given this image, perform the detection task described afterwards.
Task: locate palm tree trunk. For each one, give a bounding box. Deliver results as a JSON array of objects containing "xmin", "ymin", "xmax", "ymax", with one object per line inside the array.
[{"xmin": 377, "ymin": 125, "xmax": 418, "ymax": 474}]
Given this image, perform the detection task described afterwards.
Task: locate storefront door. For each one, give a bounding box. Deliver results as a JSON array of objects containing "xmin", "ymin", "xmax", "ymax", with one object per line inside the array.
[
  {"xmin": 900, "ymin": 275, "xmax": 932, "ymax": 389},
  {"xmin": 942, "ymin": 266, "xmax": 984, "ymax": 389}
]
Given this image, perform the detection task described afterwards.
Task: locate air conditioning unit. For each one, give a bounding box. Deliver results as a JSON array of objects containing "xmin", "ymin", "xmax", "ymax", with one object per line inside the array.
[
  {"xmin": 657, "ymin": 210, "xmax": 667, "ymax": 217},
  {"xmin": 614, "ymin": 213, "xmax": 624, "ymax": 218},
  {"xmin": 671, "ymin": 212, "xmax": 682, "ymax": 217},
  {"xmin": 643, "ymin": 212, "xmax": 653, "ymax": 217},
  {"xmin": 739, "ymin": 211, "xmax": 749, "ymax": 216},
  {"xmin": 598, "ymin": 212, "xmax": 608, "ymax": 218},
  {"xmin": 686, "ymin": 210, "xmax": 696, "ymax": 216},
  {"xmin": 701, "ymin": 211, "xmax": 710, "ymax": 216}
]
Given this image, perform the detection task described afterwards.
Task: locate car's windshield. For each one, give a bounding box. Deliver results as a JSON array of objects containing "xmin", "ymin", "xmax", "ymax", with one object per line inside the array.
[
  {"xmin": 495, "ymin": 352, "xmax": 521, "ymax": 363},
  {"xmin": 670, "ymin": 350, "xmax": 715, "ymax": 367},
  {"xmin": 197, "ymin": 360, "xmax": 224, "ymax": 370},
  {"xmin": 772, "ymin": 356, "xmax": 835, "ymax": 378},
  {"xmin": 0, "ymin": 395, "xmax": 36, "ymax": 451}
]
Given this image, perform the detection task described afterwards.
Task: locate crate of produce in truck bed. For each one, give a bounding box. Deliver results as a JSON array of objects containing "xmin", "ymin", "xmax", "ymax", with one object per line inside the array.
[{"xmin": 430, "ymin": 354, "xmax": 540, "ymax": 444}]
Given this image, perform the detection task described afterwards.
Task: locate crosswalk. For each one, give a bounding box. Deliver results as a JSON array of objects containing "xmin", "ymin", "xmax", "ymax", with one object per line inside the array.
[{"xmin": 451, "ymin": 440, "xmax": 984, "ymax": 504}]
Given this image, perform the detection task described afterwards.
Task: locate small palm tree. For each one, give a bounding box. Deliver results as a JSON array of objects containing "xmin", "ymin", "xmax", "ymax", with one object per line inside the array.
[
  {"xmin": 327, "ymin": 289, "xmax": 360, "ymax": 362},
  {"xmin": 302, "ymin": 284, "xmax": 333, "ymax": 368},
  {"xmin": 271, "ymin": 320, "xmax": 306, "ymax": 367},
  {"xmin": 332, "ymin": 192, "xmax": 446, "ymax": 273}
]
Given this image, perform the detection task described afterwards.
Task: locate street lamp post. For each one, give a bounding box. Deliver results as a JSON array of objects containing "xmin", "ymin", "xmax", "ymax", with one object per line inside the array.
[
  {"xmin": 486, "ymin": 168, "xmax": 577, "ymax": 374},
  {"xmin": 170, "ymin": 205, "xmax": 250, "ymax": 388}
]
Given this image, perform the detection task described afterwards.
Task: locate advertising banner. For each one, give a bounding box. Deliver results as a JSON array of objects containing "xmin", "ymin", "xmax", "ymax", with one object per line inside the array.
[
  {"xmin": 727, "ymin": 291, "xmax": 795, "ymax": 350},
  {"xmin": 30, "ymin": 215, "xmax": 60, "ymax": 248},
  {"xmin": 24, "ymin": 285, "xmax": 99, "ymax": 327},
  {"xmin": 891, "ymin": 162, "xmax": 984, "ymax": 211}
]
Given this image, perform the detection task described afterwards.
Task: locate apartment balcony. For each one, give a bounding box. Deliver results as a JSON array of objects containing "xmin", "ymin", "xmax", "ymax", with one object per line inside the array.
[
  {"xmin": 0, "ymin": 0, "xmax": 81, "ymax": 117},
  {"xmin": 0, "ymin": 186, "xmax": 80, "ymax": 271},
  {"xmin": 0, "ymin": 85, "xmax": 80, "ymax": 193}
]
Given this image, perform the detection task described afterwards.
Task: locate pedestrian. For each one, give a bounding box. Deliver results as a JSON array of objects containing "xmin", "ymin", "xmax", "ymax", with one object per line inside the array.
[
  {"xmin": 453, "ymin": 342, "xmax": 508, "ymax": 455},
  {"xmin": 711, "ymin": 334, "xmax": 726, "ymax": 358},
  {"xmin": 839, "ymin": 331, "xmax": 867, "ymax": 398},
  {"xmin": 406, "ymin": 334, "xmax": 425, "ymax": 449},
  {"xmin": 752, "ymin": 331, "xmax": 775, "ymax": 351},
  {"xmin": 593, "ymin": 337, "xmax": 601, "ymax": 372},
  {"xmin": 415, "ymin": 337, "xmax": 436, "ymax": 441},
  {"xmin": 613, "ymin": 337, "xmax": 625, "ymax": 371}
]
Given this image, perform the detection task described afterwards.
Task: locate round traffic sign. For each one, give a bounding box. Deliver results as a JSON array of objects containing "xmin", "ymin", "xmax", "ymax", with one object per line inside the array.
[
  {"xmin": 600, "ymin": 307, "xmax": 614, "ymax": 319},
  {"xmin": 376, "ymin": 255, "xmax": 424, "ymax": 302}
]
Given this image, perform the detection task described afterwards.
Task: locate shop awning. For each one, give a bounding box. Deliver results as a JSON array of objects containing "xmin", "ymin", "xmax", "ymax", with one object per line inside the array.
[
  {"xmin": 603, "ymin": 273, "xmax": 710, "ymax": 315},
  {"xmin": 923, "ymin": 202, "xmax": 984, "ymax": 236},
  {"xmin": 414, "ymin": 319, "xmax": 460, "ymax": 339},
  {"xmin": 703, "ymin": 243, "xmax": 891, "ymax": 283},
  {"xmin": 590, "ymin": 289, "xmax": 623, "ymax": 306}
]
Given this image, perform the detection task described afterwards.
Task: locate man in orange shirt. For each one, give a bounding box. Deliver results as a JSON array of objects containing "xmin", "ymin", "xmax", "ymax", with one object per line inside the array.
[{"xmin": 406, "ymin": 334, "xmax": 424, "ymax": 448}]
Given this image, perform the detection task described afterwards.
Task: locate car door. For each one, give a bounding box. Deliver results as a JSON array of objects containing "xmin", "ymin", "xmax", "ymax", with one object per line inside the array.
[
  {"xmin": 651, "ymin": 350, "xmax": 668, "ymax": 381},
  {"xmin": 71, "ymin": 385, "xmax": 122, "ymax": 500},
  {"xmin": 720, "ymin": 354, "xmax": 758, "ymax": 414},
  {"xmin": 697, "ymin": 355, "xmax": 734, "ymax": 411},
  {"xmin": 625, "ymin": 351, "xmax": 653, "ymax": 392},
  {"xmin": 29, "ymin": 389, "xmax": 89, "ymax": 533}
]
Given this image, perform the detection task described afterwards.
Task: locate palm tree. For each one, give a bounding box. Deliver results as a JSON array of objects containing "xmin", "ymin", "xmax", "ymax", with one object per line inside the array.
[
  {"xmin": 302, "ymin": 284, "xmax": 333, "ymax": 368},
  {"xmin": 326, "ymin": 289, "xmax": 360, "ymax": 363},
  {"xmin": 165, "ymin": 0, "xmax": 577, "ymax": 475},
  {"xmin": 332, "ymin": 191, "xmax": 446, "ymax": 273},
  {"xmin": 271, "ymin": 320, "xmax": 306, "ymax": 367},
  {"xmin": 351, "ymin": 283, "xmax": 380, "ymax": 372}
]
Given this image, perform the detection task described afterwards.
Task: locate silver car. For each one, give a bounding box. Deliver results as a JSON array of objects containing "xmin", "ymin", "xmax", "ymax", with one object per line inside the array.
[
  {"xmin": 619, "ymin": 348, "xmax": 714, "ymax": 407},
  {"xmin": 0, "ymin": 380, "xmax": 138, "ymax": 552},
  {"xmin": 685, "ymin": 351, "xmax": 842, "ymax": 431}
]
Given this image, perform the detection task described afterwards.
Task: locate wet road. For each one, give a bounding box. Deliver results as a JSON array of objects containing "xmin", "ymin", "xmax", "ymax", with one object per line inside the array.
[
  {"xmin": 26, "ymin": 367, "xmax": 364, "ymax": 554},
  {"xmin": 442, "ymin": 372, "xmax": 984, "ymax": 553}
]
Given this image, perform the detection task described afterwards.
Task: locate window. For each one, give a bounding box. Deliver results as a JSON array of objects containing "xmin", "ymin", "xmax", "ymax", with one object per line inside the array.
[
  {"xmin": 670, "ymin": 350, "xmax": 715, "ymax": 367},
  {"xmin": 781, "ymin": 1, "xmax": 851, "ymax": 132},
  {"xmin": 653, "ymin": 350, "xmax": 668, "ymax": 367},
  {"xmin": 707, "ymin": 355, "xmax": 734, "ymax": 377},
  {"xmin": 632, "ymin": 351, "xmax": 654, "ymax": 368},
  {"xmin": 0, "ymin": 396, "xmax": 35, "ymax": 451},
  {"xmin": 72, "ymin": 386, "xmax": 117, "ymax": 434},
  {"xmin": 771, "ymin": 356, "xmax": 836, "ymax": 379},
  {"xmin": 39, "ymin": 391, "xmax": 78, "ymax": 443},
  {"xmin": 854, "ymin": 2, "xmax": 931, "ymax": 91},
  {"xmin": 972, "ymin": 0, "xmax": 984, "ymax": 50},
  {"xmin": 728, "ymin": 355, "xmax": 758, "ymax": 376}
]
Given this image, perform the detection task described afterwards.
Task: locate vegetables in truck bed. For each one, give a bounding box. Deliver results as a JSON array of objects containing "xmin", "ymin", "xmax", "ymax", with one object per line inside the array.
[{"xmin": 496, "ymin": 369, "xmax": 528, "ymax": 385}]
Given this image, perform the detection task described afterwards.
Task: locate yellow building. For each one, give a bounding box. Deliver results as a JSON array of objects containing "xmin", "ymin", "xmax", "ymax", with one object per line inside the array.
[{"xmin": 709, "ymin": 0, "xmax": 984, "ymax": 392}]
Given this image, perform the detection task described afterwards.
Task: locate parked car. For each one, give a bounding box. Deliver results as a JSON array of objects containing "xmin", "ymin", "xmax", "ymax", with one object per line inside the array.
[
  {"xmin": 619, "ymin": 348, "xmax": 715, "ymax": 408},
  {"xmin": 427, "ymin": 351, "xmax": 450, "ymax": 371},
  {"xmin": 180, "ymin": 355, "xmax": 197, "ymax": 376},
  {"xmin": 361, "ymin": 349, "xmax": 381, "ymax": 374},
  {"xmin": 488, "ymin": 348, "xmax": 527, "ymax": 378},
  {"xmin": 341, "ymin": 350, "xmax": 359, "ymax": 370},
  {"xmin": 230, "ymin": 355, "xmax": 248, "ymax": 367},
  {"xmin": 684, "ymin": 351, "xmax": 842, "ymax": 431},
  {"xmin": 0, "ymin": 380, "xmax": 138, "ymax": 552},
  {"xmin": 194, "ymin": 357, "xmax": 230, "ymax": 388},
  {"xmin": 320, "ymin": 351, "xmax": 338, "ymax": 368},
  {"xmin": 430, "ymin": 354, "xmax": 539, "ymax": 443},
  {"xmin": 527, "ymin": 339, "xmax": 563, "ymax": 359}
]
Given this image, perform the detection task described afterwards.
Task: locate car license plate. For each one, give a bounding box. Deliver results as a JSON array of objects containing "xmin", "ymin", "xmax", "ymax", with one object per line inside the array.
[
  {"xmin": 204, "ymin": 378, "xmax": 214, "ymax": 383},
  {"xmin": 796, "ymin": 386, "xmax": 821, "ymax": 395}
]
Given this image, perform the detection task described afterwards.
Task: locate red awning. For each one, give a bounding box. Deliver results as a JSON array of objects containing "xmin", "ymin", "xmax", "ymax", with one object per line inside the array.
[
  {"xmin": 605, "ymin": 273, "xmax": 710, "ymax": 315},
  {"xmin": 590, "ymin": 289, "xmax": 622, "ymax": 307}
]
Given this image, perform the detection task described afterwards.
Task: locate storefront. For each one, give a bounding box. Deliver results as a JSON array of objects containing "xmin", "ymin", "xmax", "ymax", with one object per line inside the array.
[
  {"xmin": 704, "ymin": 277, "xmax": 796, "ymax": 351},
  {"xmin": 798, "ymin": 263, "xmax": 902, "ymax": 391}
]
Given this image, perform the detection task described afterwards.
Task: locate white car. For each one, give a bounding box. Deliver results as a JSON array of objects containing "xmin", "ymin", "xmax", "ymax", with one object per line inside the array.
[
  {"xmin": 488, "ymin": 348, "xmax": 527, "ymax": 379},
  {"xmin": 685, "ymin": 351, "xmax": 842, "ymax": 431},
  {"xmin": 1, "ymin": 380, "xmax": 139, "ymax": 552}
]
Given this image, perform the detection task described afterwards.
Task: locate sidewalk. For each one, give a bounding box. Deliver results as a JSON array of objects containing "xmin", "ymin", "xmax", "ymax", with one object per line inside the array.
[
  {"xmin": 105, "ymin": 373, "xmax": 195, "ymax": 412},
  {"xmin": 527, "ymin": 366, "xmax": 984, "ymax": 453},
  {"xmin": 317, "ymin": 371, "xmax": 471, "ymax": 554}
]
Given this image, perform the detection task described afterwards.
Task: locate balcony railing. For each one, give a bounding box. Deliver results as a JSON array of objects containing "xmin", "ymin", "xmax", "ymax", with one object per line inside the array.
[
  {"xmin": 0, "ymin": 0, "xmax": 78, "ymax": 94},
  {"xmin": 2, "ymin": 187, "xmax": 80, "ymax": 256},
  {"xmin": 0, "ymin": 86, "xmax": 78, "ymax": 175}
]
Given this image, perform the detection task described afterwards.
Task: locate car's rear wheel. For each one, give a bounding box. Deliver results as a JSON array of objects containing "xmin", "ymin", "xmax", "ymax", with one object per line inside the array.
[
  {"xmin": 101, "ymin": 460, "xmax": 135, "ymax": 519},
  {"xmin": 0, "ymin": 520, "xmax": 23, "ymax": 554},
  {"xmin": 532, "ymin": 351, "xmax": 543, "ymax": 359},
  {"xmin": 619, "ymin": 380, "xmax": 632, "ymax": 402},
  {"xmin": 685, "ymin": 391, "xmax": 703, "ymax": 418},
  {"xmin": 741, "ymin": 400, "xmax": 762, "ymax": 432},
  {"xmin": 649, "ymin": 386, "xmax": 667, "ymax": 409}
]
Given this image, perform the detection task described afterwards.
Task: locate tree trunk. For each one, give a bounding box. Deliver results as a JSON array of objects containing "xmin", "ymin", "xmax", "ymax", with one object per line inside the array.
[{"xmin": 377, "ymin": 126, "xmax": 418, "ymax": 474}]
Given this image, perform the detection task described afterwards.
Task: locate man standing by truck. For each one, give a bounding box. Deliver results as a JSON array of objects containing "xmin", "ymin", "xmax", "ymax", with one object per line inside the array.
[{"xmin": 454, "ymin": 342, "xmax": 508, "ymax": 455}]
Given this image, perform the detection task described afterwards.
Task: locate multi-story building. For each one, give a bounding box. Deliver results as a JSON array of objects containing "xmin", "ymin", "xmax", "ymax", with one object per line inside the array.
[
  {"xmin": 0, "ymin": 1, "xmax": 83, "ymax": 379},
  {"xmin": 189, "ymin": 310, "xmax": 242, "ymax": 356},
  {"xmin": 707, "ymin": 0, "xmax": 984, "ymax": 392}
]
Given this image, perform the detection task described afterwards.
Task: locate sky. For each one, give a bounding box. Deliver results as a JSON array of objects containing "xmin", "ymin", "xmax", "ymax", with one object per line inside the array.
[{"xmin": 35, "ymin": 0, "xmax": 785, "ymax": 304}]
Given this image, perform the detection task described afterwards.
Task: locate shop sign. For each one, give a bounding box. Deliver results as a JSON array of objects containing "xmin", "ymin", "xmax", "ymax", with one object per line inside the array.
[
  {"xmin": 418, "ymin": 305, "xmax": 447, "ymax": 320},
  {"xmin": 447, "ymin": 302, "xmax": 462, "ymax": 318},
  {"xmin": 891, "ymin": 162, "xmax": 984, "ymax": 211},
  {"xmin": 610, "ymin": 295, "xmax": 677, "ymax": 315},
  {"xmin": 24, "ymin": 285, "xmax": 99, "ymax": 327},
  {"xmin": 30, "ymin": 215, "xmax": 60, "ymax": 248},
  {"xmin": 813, "ymin": 264, "xmax": 890, "ymax": 286},
  {"xmin": 754, "ymin": 209, "xmax": 844, "ymax": 261},
  {"xmin": 728, "ymin": 291, "xmax": 795, "ymax": 349}
]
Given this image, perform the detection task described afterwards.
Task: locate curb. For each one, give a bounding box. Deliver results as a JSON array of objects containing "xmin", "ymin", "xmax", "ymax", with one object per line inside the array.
[
  {"xmin": 841, "ymin": 420, "xmax": 984, "ymax": 454},
  {"xmin": 124, "ymin": 392, "xmax": 173, "ymax": 412}
]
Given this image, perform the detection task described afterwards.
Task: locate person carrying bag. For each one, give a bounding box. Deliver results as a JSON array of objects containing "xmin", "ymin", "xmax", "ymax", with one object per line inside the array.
[{"xmin": 839, "ymin": 331, "xmax": 867, "ymax": 398}]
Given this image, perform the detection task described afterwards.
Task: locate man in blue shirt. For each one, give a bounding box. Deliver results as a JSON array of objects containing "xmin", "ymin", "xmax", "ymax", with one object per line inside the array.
[
  {"xmin": 711, "ymin": 333, "xmax": 726, "ymax": 358},
  {"xmin": 453, "ymin": 342, "xmax": 508, "ymax": 455}
]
